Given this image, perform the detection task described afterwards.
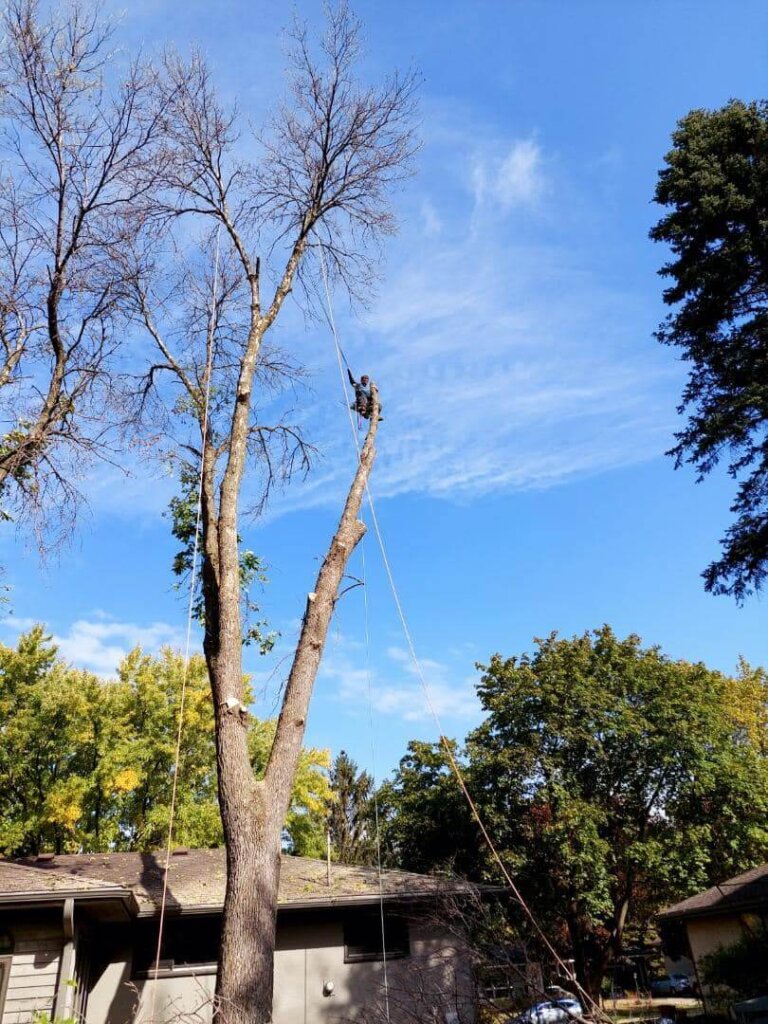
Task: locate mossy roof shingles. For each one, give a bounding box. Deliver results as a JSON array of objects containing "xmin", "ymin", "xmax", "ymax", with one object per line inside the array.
[
  {"xmin": 0, "ymin": 860, "xmax": 128, "ymax": 897},
  {"xmin": 12, "ymin": 849, "xmax": 469, "ymax": 913}
]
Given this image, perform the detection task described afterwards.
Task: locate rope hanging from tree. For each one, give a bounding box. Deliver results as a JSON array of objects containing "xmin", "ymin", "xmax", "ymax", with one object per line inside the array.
[
  {"xmin": 149, "ymin": 225, "xmax": 222, "ymax": 1020},
  {"xmin": 319, "ymin": 248, "xmax": 614, "ymax": 1024},
  {"xmin": 321, "ymin": 250, "xmax": 392, "ymax": 1022}
]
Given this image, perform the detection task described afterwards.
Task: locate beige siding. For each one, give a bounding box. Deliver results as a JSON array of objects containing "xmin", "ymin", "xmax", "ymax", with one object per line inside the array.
[
  {"xmin": 686, "ymin": 915, "xmax": 746, "ymax": 967},
  {"xmin": 2, "ymin": 925, "xmax": 62, "ymax": 1024}
]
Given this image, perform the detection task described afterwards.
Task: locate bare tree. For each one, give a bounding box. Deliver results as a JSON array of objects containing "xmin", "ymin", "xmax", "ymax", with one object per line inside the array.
[
  {"xmin": 0, "ymin": 0, "xmax": 162, "ymax": 543},
  {"xmin": 129, "ymin": 7, "xmax": 417, "ymax": 1021}
]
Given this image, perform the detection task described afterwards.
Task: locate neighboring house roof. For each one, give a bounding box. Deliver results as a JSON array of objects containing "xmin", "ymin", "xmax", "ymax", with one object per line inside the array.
[
  {"xmin": 660, "ymin": 862, "xmax": 768, "ymax": 921},
  {"xmin": 12, "ymin": 850, "xmax": 473, "ymax": 915}
]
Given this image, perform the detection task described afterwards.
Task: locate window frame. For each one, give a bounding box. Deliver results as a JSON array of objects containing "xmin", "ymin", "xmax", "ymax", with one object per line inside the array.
[
  {"xmin": 130, "ymin": 916, "xmax": 221, "ymax": 979},
  {"xmin": 343, "ymin": 911, "xmax": 410, "ymax": 964}
]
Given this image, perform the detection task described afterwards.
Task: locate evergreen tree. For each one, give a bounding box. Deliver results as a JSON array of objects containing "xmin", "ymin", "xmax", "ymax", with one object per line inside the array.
[
  {"xmin": 651, "ymin": 99, "xmax": 768, "ymax": 600},
  {"xmin": 327, "ymin": 751, "xmax": 376, "ymax": 865}
]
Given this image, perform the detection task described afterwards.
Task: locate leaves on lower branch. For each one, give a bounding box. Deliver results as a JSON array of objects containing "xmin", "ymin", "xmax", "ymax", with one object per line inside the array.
[{"xmin": 167, "ymin": 466, "xmax": 277, "ymax": 653}]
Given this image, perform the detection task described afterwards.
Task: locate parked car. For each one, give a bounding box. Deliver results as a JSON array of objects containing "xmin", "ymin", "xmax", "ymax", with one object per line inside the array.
[
  {"xmin": 672, "ymin": 973, "xmax": 694, "ymax": 994},
  {"xmin": 650, "ymin": 973, "xmax": 693, "ymax": 996},
  {"xmin": 513, "ymin": 997, "xmax": 585, "ymax": 1023}
]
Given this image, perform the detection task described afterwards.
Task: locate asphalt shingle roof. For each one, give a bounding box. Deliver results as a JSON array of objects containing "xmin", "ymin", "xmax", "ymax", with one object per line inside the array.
[
  {"xmin": 12, "ymin": 849, "xmax": 468, "ymax": 913},
  {"xmin": 0, "ymin": 860, "xmax": 128, "ymax": 897},
  {"xmin": 661, "ymin": 862, "xmax": 768, "ymax": 920}
]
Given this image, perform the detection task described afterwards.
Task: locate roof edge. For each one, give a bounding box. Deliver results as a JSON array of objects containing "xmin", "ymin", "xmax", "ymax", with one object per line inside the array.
[
  {"xmin": 133, "ymin": 889, "xmax": 472, "ymax": 917},
  {"xmin": 660, "ymin": 894, "xmax": 767, "ymax": 922},
  {"xmin": 0, "ymin": 888, "xmax": 139, "ymax": 915}
]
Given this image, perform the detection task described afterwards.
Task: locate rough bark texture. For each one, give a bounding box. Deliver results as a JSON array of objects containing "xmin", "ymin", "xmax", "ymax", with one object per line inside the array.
[{"xmin": 205, "ymin": 391, "xmax": 379, "ymax": 1023}]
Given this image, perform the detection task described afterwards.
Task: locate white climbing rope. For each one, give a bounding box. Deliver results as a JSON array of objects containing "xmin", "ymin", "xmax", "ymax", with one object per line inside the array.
[
  {"xmin": 321, "ymin": 251, "xmax": 392, "ymax": 1022},
  {"xmin": 149, "ymin": 225, "xmax": 222, "ymax": 1020},
  {"xmin": 319, "ymin": 250, "xmax": 613, "ymax": 1024}
]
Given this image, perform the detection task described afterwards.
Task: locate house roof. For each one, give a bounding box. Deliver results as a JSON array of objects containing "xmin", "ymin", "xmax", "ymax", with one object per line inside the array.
[
  {"xmin": 0, "ymin": 860, "xmax": 132, "ymax": 903},
  {"xmin": 660, "ymin": 862, "xmax": 768, "ymax": 921},
  {"xmin": 12, "ymin": 849, "xmax": 472, "ymax": 915}
]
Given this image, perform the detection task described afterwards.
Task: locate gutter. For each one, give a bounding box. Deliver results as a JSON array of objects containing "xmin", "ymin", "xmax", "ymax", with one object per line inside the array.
[
  {"xmin": 0, "ymin": 888, "xmax": 139, "ymax": 917},
  {"xmin": 135, "ymin": 887, "xmax": 493, "ymax": 917},
  {"xmin": 52, "ymin": 899, "xmax": 75, "ymax": 1022},
  {"xmin": 659, "ymin": 898, "xmax": 768, "ymax": 923}
]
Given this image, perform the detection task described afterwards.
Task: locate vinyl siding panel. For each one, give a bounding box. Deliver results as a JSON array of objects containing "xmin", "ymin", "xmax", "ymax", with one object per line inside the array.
[{"xmin": 1, "ymin": 924, "xmax": 62, "ymax": 1024}]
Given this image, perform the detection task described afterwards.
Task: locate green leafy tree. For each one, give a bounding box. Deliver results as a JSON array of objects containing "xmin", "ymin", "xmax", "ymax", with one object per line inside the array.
[
  {"xmin": 651, "ymin": 100, "xmax": 768, "ymax": 600},
  {"xmin": 382, "ymin": 628, "xmax": 768, "ymax": 1000},
  {"xmin": 326, "ymin": 750, "xmax": 376, "ymax": 865},
  {"xmin": 249, "ymin": 719, "xmax": 331, "ymax": 858},
  {"xmin": 468, "ymin": 627, "xmax": 768, "ymax": 997},
  {"xmin": 108, "ymin": 647, "xmax": 223, "ymax": 850},
  {"xmin": 0, "ymin": 626, "xmax": 115, "ymax": 854},
  {"xmin": 379, "ymin": 740, "xmax": 479, "ymax": 876},
  {"xmin": 0, "ymin": 629, "xmax": 331, "ymax": 856}
]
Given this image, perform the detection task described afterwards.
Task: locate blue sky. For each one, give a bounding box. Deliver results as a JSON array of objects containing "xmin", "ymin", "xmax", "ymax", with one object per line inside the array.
[{"xmin": 4, "ymin": 0, "xmax": 768, "ymax": 782}]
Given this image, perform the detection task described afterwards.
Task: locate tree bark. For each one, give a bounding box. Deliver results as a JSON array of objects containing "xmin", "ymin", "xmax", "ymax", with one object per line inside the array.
[
  {"xmin": 207, "ymin": 390, "xmax": 380, "ymax": 1023},
  {"xmin": 566, "ymin": 909, "xmax": 610, "ymax": 1005}
]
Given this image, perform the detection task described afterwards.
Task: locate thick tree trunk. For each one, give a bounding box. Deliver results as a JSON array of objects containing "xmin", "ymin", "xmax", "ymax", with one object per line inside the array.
[
  {"xmin": 566, "ymin": 911, "xmax": 609, "ymax": 1005},
  {"xmin": 209, "ymin": 391, "xmax": 380, "ymax": 1023}
]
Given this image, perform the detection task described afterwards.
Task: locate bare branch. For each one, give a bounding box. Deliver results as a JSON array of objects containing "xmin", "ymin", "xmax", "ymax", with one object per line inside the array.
[{"xmin": 0, "ymin": 0, "xmax": 164, "ymax": 543}]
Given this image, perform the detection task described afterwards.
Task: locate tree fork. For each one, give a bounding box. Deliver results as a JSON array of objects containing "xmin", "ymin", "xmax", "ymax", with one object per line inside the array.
[{"xmin": 213, "ymin": 388, "xmax": 380, "ymax": 1024}]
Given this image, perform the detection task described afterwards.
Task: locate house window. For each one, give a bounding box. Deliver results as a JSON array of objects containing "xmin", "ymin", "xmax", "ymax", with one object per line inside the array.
[
  {"xmin": 344, "ymin": 912, "xmax": 410, "ymax": 963},
  {"xmin": 131, "ymin": 917, "xmax": 221, "ymax": 977},
  {"xmin": 0, "ymin": 955, "xmax": 12, "ymax": 1018}
]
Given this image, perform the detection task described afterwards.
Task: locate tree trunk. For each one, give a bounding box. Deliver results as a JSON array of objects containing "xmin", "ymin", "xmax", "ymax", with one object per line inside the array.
[
  {"xmin": 566, "ymin": 910, "xmax": 609, "ymax": 1005},
  {"xmin": 209, "ymin": 390, "xmax": 380, "ymax": 1023}
]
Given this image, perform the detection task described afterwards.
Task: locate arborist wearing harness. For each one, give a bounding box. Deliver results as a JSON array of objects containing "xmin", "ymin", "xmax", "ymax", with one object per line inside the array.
[{"xmin": 347, "ymin": 368, "xmax": 382, "ymax": 421}]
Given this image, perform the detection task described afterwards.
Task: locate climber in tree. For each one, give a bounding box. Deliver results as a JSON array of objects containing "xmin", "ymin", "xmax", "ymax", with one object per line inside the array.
[{"xmin": 347, "ymin": 368, "xmax": 379, "ymax": 420}]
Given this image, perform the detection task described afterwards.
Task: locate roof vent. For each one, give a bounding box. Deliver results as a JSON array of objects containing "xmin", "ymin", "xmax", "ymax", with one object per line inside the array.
[
  {"xmin": 36, "ymin": 853, "xmax": 55, "ymax": 862},
  {"xmin": 171, "ymin": 848, "xmax": 189, "ymax": 856}
]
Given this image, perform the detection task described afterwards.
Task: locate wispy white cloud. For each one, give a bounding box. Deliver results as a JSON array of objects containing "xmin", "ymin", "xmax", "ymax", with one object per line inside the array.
[
  {"xmin": 5, "ymin": 615, "xmax": 187, "ymax": 676},
  {"xmin": 72, "ymin": 119, "xmax": 676, "ymax": 526},
  {"xmin": 2, "ymin": 613, "xmax": 188, "ymax": 675},
  {"xmin": 270, "ymin": 223, "xmax": 676, "ymax": 517},
  {"xmin": 320, "ymin": 639, "xmax": 480, "ymax": 725},
  {"xmin": 85, "ymin": 455, "xmax": 177, "ymax": 522},
  {"xmin": 420, "ymin": 199, "xmax": 443, "ymax": 237},
  {"xmin": 56, "ymin": 616, "xmax": 188, "ymax": 675},
  {"xmin": 3, "ymin": 615, "xmax": 38, "ymax": 631},
  {"xmin": 472, "ymin": 138, "xmax": 546, "ymax": 211}
]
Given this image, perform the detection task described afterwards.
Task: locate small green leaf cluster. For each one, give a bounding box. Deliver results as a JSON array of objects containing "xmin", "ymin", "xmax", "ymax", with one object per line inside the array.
[{"xmin": 166, "ymin": 467, "xmax": 277, "ymax": 653}]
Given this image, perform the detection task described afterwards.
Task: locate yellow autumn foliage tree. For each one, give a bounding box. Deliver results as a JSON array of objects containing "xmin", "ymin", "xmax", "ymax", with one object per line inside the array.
[{"xmin": 0, "ymin": 628, "xmax": 330, "ymax": 856}]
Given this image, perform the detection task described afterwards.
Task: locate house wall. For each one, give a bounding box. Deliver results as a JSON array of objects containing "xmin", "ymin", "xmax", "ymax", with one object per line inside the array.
[
  {"xmin": 0, "ymin": 910, "xmax": 63, "ymax": 1024},
  {"xmin": 85, "ymin": 910, "xmax": 475, "ymax": 1024},
  {"xmin": 273, "ymin": 914, "xmax": 474, "ymax": 1024},
  {"xmin": 686, "ymin": 914, "xmax": 746, "ymax": 967}
]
